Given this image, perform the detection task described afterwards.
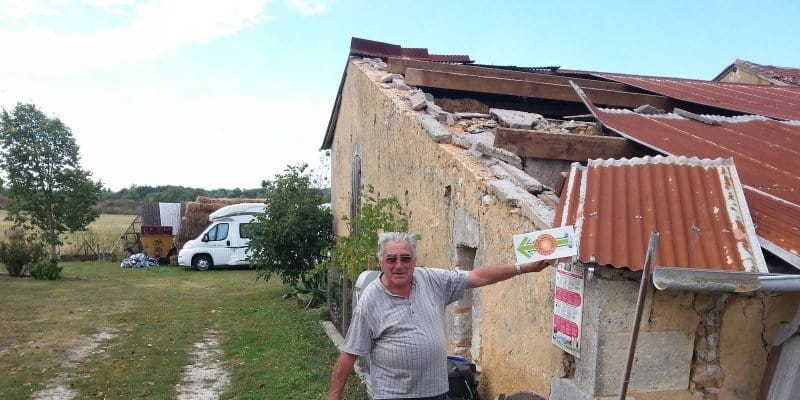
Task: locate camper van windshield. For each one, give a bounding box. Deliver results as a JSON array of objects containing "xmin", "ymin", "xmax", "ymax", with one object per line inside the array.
[{"xmin": 207, "ymin": 223, "xmax": 229, "ymax": 241}]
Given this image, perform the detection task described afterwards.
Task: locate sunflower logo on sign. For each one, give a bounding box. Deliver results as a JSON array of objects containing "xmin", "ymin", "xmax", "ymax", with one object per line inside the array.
[
  {"xmin": 535, "ymin": 234, "xmax": 558, "ymax": 256},
  {"xmin": 514, "ymin": 229, "xmax": 574, "ymax": 260}
]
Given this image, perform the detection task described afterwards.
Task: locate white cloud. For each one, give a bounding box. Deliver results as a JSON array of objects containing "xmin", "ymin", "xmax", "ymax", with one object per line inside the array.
[
  {"xmin": 0, "ymin": 0, "xmax": 60, "ymax": 18},
  {"xmin": 0, "ymin": 0, "xmax": 273, "ymax": 74},
  {"xmin": 283, "ymin": 0, "xmax": 328, "ymax": 16},
  {"xmin": 0, "ymin": 79, "xmax": 331, "ymax": 190}
]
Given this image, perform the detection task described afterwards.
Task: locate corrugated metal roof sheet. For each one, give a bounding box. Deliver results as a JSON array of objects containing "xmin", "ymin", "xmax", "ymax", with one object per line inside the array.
[
  {"xmin": 591, "ymin": 73, "xmax": 800, "ymax": 121},
  {"xmin": 349, "ymin": 37, "xmax": 472, "ymax": 63},
  {"xmin": 584, "ymin": 109, "xmax": 800, "ymax": 267},
  {"xmin": 554, "ymin": 156, "xmax": 766, "ymax": 272}
]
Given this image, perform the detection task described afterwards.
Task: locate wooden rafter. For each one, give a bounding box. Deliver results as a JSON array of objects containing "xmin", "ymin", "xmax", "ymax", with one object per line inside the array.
[
  {"xmin": 494, "ymin": 128, "xmax": 648, "ymax": 161},
  {"xmin": 387, "ymin": 57, "xmax": 627, "ymax": 91},
  {"xmin": 404, "ymin": 68, "xmax": 672, "ymax": 111}
]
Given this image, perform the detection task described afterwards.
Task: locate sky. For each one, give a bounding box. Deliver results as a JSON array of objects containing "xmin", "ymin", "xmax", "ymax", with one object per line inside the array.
[{"xmin": 1, "ymin": 0, "xmax": 798, "ymax": 191}]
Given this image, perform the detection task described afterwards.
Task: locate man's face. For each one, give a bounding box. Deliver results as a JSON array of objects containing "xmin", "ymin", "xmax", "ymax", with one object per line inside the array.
[{"xmin": 379, "ymin": 240, "xmax": 416, "ymax": 288}]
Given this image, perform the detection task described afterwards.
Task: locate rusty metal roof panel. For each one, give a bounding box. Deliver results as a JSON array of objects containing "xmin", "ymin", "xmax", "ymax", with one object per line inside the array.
[
  {"xmin": 591, "ymin": 73, "xmax": 800, "ymax": 120},
  {"xmin": 586, "ymin": 109, "xmax": 800, "ymax": 267},
  {"xmin": 555, "ymin": 156, "xmax": 766, "ymax": 272},
  {"xmin": 349, "ymin": 37, "xmax": 472, "ymax": 63}
]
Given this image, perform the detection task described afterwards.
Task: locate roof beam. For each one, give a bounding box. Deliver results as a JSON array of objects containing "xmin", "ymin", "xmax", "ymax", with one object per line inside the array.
[
  {"xmin": 494, "ymin": 128, "xmax": 649, "ymax": 161},
  {"xmin": 388, "ymin": 57, "xmax": 627, "ymax": 91},
  {"xmin": 405, "ymin": 69, "xmax": 672, "ymax": 111}
]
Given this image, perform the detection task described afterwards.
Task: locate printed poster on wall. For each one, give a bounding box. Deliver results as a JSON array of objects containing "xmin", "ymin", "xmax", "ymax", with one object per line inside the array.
[{"xmin": 552, "ymin": 262, "xmax": 584, "ymax": 357}]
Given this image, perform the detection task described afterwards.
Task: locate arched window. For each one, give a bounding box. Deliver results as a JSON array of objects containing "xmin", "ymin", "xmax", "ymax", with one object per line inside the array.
[{"xmin": 350, "ymin": 153, "xmax": 362, "ymax": 234}]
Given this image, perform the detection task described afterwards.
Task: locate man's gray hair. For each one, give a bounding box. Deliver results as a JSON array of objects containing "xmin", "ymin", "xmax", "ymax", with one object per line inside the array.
[{"xmin": 377, "ymin": 232, "xmax": 417, "ymax": 259}]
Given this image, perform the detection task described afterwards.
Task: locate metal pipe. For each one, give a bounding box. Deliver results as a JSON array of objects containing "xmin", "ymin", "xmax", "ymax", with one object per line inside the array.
[{"xmin": 619, "ymin": 232, "xmax": 660, "ymax": 400}]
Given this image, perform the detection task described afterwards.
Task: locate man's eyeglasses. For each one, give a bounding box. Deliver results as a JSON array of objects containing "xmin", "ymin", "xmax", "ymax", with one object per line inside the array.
[{"xmin": 383, "ymin": 255, "xmax": 413, "ymax": 264}]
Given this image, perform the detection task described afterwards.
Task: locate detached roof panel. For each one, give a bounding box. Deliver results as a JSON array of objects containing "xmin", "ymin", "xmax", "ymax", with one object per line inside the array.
[
  {"xmin": 588, "ymin": 110, "xmax": 800, "ymax": 267},
  {"xmin": 349, "ymin": 37, "xmax": 472, "ymax": 63},
  {"xmin": 556, "ymin": 156, "xmax": 766, "ymax": 272},
  {"xmin": 591, "ymin": 73, "xmax": 800, "ymax": 120}
]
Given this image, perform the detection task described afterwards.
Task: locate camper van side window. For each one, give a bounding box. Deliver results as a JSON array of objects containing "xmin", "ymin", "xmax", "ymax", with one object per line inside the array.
[
  {"xmin": 208, "ymin": 223, "xmax": 229, "ymax": 241},
  {"xmin": 240, "ymin": 223, "xmax": 254, "ymax": 239}
]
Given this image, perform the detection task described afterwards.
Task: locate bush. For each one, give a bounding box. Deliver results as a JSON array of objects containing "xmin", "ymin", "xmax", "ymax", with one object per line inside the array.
[
  {"xmin": 0, "ymin": 232, "xmax": 47, "ymax": 277},
  {"xmin": 29, "ymin": 259, "xmax": 62, "ymax": 280}
]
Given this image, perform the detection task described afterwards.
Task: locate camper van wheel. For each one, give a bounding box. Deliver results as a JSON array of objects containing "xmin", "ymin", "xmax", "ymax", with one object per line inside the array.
[{"xmin": 193, "ymin": 255, "xmax": 212, "ymax": 271}]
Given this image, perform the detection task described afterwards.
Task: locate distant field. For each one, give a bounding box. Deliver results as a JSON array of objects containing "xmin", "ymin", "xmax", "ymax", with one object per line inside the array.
[{"xmin": 0, "ymin": 210, "xmax": 136, "ymax": 257}]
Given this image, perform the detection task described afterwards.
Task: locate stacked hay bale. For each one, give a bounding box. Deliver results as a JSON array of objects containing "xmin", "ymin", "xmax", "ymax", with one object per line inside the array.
[{"xmin": 174, "ymin": 196, "xmax": 265, "ymax": 251}]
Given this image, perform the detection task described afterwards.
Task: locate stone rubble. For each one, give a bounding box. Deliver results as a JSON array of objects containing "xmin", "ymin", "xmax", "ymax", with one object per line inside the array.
[{"xmin": 359, "ymin": 56, "xmax": 599, "ymax": 228}]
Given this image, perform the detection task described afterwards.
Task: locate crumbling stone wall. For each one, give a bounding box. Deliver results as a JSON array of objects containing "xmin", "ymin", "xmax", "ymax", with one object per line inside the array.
[
  {"xmin": 329, "ymin": 58, "xmax": 566, "ymax": 398},
  {"xmin": 327, "ymin": 57, "xmax": 800, "ymax": 400}
]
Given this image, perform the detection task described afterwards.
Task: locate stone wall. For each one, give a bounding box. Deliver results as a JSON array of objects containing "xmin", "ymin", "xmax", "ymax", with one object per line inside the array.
[
  {"xmin": 327, "ymin": 57, "xmax": 800, "ymax": 400},
  {"xmin": 329, "ymin": 58, "xmax": 566, "ymax": 398}
]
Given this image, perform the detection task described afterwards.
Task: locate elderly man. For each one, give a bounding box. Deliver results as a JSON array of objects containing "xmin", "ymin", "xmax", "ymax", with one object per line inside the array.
[{"xmin": 328, "ymin": 232, "xmax": 554, "ymax": 400}]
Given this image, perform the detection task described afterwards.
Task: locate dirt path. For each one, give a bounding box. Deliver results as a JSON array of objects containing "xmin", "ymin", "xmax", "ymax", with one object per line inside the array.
[
  {"xmin": 29, "ymin": 329, "xmax": 117, "ymax": 400},
  {"xmin": 175, "ymin": 329, "xmax": 230, "ymax": 400}
]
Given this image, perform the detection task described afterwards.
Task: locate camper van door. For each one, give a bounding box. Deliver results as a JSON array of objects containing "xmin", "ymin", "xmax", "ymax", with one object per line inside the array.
[{"xmin": 203, "ymin": 222, "xmax": 235, "ymax": 265}]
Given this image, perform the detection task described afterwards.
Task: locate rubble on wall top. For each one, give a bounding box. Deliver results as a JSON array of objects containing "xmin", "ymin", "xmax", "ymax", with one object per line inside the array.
[{"xmin": 353, "ymin": 56, "xmax": 599, "ymax": 228}]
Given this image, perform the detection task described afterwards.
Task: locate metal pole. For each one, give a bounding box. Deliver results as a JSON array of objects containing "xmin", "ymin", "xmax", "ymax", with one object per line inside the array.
[{"xmin": 619, "ymin": 232, "xmax": 660, "ymax": 400}]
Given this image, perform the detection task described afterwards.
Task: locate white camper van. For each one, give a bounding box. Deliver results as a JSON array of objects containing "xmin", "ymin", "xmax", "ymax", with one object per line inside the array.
[{"xmin": 177, "ymin": 203, "xmax": 266, "ymax": 271}]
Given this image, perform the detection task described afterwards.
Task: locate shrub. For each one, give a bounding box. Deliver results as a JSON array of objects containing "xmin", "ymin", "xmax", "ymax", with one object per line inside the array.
[
  {"xmin": 0, "ymin": 231, "xmax": 47, "ymax": 277},
  {"xmin": 29, "ymin": 259, "xmax": 62, "ymax": 280}
]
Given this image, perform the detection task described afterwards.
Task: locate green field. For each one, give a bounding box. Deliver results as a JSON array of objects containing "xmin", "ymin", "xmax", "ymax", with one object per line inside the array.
[
  {"xmin": 0, "ymin": 262, "xmax": 367, "ymax": 399},
  {"xmin": 0, "ymin": 210, "xmax": 136, "ymax": 257}
]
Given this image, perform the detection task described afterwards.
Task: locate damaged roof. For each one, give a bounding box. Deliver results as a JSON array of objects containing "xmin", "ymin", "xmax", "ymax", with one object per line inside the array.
[
  {"xmin": 585, "ymin": 73, "xmax": 800, "ymax": 120},
  {"xmin": 323, "ymin": 37, "xmax": 800, "ymax": 269},
  {"xmin": 574, "ymin": 97, "xmax": 800, "ymax": 267},
  {"xmin": 555, "ymin": 156, "xmax": 766, "ymax": 272},
  {"xmin": 714, "ymin": 59, "xmax": 800, "ymax": 86},
  {"xmin": 349, "ymin": 37, "xmax": 472, "ymax": 64}
]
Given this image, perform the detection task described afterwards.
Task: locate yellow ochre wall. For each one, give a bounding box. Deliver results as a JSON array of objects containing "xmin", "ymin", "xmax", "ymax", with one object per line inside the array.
[
  {"xmin": 328, "ymin": 60, "xmax": 566, "ymax": 397},
  {"xmin": 328, "ymin": 58, "xmax": 800, "ymax": 399}
]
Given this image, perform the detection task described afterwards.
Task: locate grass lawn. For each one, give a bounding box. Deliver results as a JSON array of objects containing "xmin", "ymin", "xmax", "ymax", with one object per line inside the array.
[{"xmin": 0, "ymin": 262, "xmax": 368, "ymax": 399}]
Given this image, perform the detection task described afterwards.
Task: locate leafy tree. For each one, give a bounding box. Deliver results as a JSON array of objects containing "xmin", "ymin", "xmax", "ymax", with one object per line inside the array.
[
  {"xmin": 249, "ymin": 164, "xmax": 332, "ymax": 297},
  {"xmin": 0, "ymin": 103, "xmax": 102, "ymax": 260},
  {"xmin": 331, "ymin": 185, "xmax": 412, "ymax": 279}
]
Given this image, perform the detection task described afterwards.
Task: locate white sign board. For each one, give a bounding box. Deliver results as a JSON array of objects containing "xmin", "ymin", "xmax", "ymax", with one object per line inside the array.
[
  {"xmin": 552, "ymin": 262, "xmax": 585, "ymax": 357},
  {"xmin": 512, "ymin": 226, "xmax": 577, "ymax": 264}
]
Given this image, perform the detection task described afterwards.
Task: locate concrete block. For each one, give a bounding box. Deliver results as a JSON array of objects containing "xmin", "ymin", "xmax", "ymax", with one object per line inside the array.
[
  {"xmin": 634, "ymin": 104, "xmax": 665, "ymax": 115},
  {"xmin": 495, "ymin": 161, "xmax": 544, "ymax": 194},
  {"xmin": 474, "ymin": 141, "xmax": 522, "ymax": 169},
  {"xmin": 490, "ymin": 108, "xmax": 543, "ymax": 129},
  {"xmin": 455, "ymin": 112, "xmax": 491, "ymax": 119},
  {"xmin": 454, "ymin": 208, "xmax": 480, "ymax": 248},
  {"xmin": 409, "ymin": 91, "xmax": 428, "ymax": 110},
  {"xmin": 486, "ymin": 179, "xmax": 533, "ymax": 208},
  {"xmin": 575, "ymin": 331, "xmax": 693, "ymax": 396},
  {"xmin": 581, "ymin": 275, "xmax": 653, "ymax": 333},
  {"xmin": 380, "ymin": 73, "xmax": 403, "ymax": 83},
  {"xmin": 519, "ymin": 195, "xmax": 554, "ymax": 229},
  {"xmin": 391, "ymin": 78, "xmax": 410, "ymax": 90},
  {"xmin": 490, "ymin": 164, "xmax": 512, "ymax": 181},
  {"xmin": 549, "ymin": 378, "xmax": 597, "ymax": 400},
  {"xmin": 416, "ymin": 113, "xmax": 452, "ymax": 144}
]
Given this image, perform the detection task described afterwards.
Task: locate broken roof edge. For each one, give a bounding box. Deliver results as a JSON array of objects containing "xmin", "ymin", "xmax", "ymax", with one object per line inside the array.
[
  {"xmin": 321, "ymin": 57, "xmax": 350, "ymax": 151},
  {"xmin": 713, "ymin": 59, "xmax": 800, "ymax": 86},
  {"xmin": 560, "ymin": 155, "xmax": 767, "ymax": 272},
  {"xmin": 349, "ymin": 37, "xmax": 473, "ymax": 64}
]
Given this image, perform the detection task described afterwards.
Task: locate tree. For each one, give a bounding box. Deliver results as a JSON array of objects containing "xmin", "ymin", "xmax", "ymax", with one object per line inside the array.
[
  {"xmin": 248, "ymin": 164, "xmax": 332, "ymax": 297},
  {"xmin": 0, "ymin": 103, "xmax": 102, "ymax": 260}
]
